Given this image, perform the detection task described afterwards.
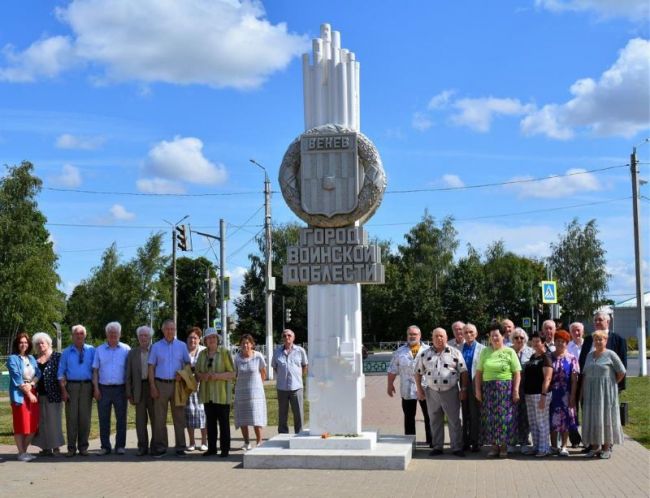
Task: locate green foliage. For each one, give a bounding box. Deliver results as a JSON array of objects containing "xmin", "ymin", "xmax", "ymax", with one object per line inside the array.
[
  {"xmin": 0, "ymin": 162, "xmax": 64, "ymax": 347},
  {"xmin": 64, "ymin": 234, "xmax": 169, "ymax": 345},
  {"xmin": 442, "ymin": 245, "xmax": 490, "ymax": 333},
  {"xmin": 395, "ymin": 212, "xmax": 458, "ymax": 333},
  {"xmin": 160, "ymin": 255, "xmax": 218, "ymax": 340},
  {"xmin": 549, "ymin": 218, "xmax": 609, "ymax": 321},
  {"xmin": 234, "ymin": 223, "xmax": 306, "ymax": 344},
  {"xmin": 483, "ymin": 241, "xmax": 546, "ymax": 327}
]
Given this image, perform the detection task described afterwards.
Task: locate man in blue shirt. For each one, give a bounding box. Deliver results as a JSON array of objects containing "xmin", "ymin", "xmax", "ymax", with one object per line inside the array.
[
  {"xmin": 58, "ymin": 324, "xmax": 95, "ymax": 457},
  {"xmin": 148, "ymin": 319, "xmax": 191, "ymax": 457},
  {"xmin": 92, "ymin": 321, "xmax": 130, "ymax": 455},
  {"xmin": 272, "ymin": 329, "xmax": 308, "ymax": 434}
]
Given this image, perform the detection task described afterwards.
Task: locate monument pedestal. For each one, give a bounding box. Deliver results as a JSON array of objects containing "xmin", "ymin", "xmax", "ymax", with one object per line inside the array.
[{"xmin": 243, "ymin": 432, "xmax": 414, "ymax": 470}]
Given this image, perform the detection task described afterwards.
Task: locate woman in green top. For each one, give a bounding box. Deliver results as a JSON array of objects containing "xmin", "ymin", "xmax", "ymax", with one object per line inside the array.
[
  {"xmin": 195, "ymin": 328, "xmax": 235, "ymax": 457},
  {"xmin": 474, "ymin": 323, "xmax": 522, "ymax": 458}
]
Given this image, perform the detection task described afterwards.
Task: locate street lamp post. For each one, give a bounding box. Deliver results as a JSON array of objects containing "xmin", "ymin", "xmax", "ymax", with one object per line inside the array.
[{"xmin": 250, "ymin": 159, "xmax": 274, "ymax": 379}]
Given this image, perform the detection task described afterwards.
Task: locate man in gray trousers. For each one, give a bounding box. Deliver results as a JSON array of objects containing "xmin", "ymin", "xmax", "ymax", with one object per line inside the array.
[
  {"xmin": 272, "ymin": 329, "xmax": 308, "ymax": 434},
  {"xmin": 415, "ymin": 327, "xmax": 469, "ymax": 458}
]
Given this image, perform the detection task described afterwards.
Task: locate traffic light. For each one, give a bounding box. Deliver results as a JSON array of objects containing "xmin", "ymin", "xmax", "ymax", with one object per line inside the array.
[
  {"xmin": 176, "ymin": 224, "xmax": 192, "ymax": 251},
  {"xmin": 285, "ymin": 308, "xmax": 292, "ymax": 323}
]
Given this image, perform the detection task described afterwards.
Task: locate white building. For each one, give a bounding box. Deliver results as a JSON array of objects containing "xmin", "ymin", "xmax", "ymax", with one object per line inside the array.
[{"xmin": 612, "ymin": 292, "xmax": 650, "ymax": 339}]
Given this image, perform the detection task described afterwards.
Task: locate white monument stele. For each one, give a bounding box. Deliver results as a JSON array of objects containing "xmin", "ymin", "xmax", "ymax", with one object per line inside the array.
[{"xmin": 244, "ymin": 24, "xmax": 413, "ymax": 471}]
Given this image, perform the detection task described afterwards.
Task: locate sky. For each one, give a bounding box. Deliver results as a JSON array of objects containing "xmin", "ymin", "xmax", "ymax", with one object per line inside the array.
[{"xmin": 0, "ymin": 0, "xmax": 649, "ymax": 312}]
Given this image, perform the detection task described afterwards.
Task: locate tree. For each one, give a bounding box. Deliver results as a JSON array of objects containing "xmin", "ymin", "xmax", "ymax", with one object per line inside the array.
[
  {"xmin": 64, "ymin": 233, "xmax": 169, "ymax": 345},
  {"xmin": 361, "ymin": 240, "xmax": 403, "ymax": 342},
  {"xmin": 0, "ymin": 161, "xmax": 64, "ymax": 348},
  {"xmin": 160, "ymin": 256, "xmax": 218, "ymax": 341},
  {"xmin": 549, "ymin": 218, "xmax": 609, "ymax": 321},
  {"xmin": 442, "ymin": 245, "xmax": 490, "ymax": 333},
  {"xmin": 234, "ymin": 223, "xmax": 307, "ymax": 344},
  {"xmin": 395, "ymin": 212, "xmax": 458, "ymax": 333},
  {"xmin": 483, "ymin": 241, "xmax": 545, "ymax": 326}
]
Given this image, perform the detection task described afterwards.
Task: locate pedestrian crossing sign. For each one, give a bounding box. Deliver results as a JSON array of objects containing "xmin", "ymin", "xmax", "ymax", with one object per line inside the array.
[{"xmin": 541, "ymin": 280, "xmax": 557, "ymax": 304}]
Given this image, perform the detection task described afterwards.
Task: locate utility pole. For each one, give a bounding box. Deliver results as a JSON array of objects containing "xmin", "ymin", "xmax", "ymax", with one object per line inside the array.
[
  {"xmin": 250, "ymin": 159, "xmax": 274, "ymax": 379},
  {"xmin": 172, "ymin": 227, "xmax": 177, "ymax": 325},
  {"xmin": 630, "ymin": 146, "xmax": 647, "ymax": 376},
  {"xmin": 205, "ymin": 266, "xmax": 210, "ymax": 330},
  {"xmin": 220, "ymin": 218, "xmax": 229, "ymax": 349},
  {"xmin": 192, "ymin": 225, "xmax": 227, "ymax": 347}
]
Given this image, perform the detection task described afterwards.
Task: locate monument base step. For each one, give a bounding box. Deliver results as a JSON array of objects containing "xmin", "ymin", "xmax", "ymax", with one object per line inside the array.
[
  {"xmin": 243, "ymin": 433, "xmax": 414, "ymax": 470},
  {"xmin": 289, "ymin": 430, "xmax": 377, "ymax": 450}
]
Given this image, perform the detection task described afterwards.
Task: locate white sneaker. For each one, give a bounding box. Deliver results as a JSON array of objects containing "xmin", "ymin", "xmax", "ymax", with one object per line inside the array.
[
  {"xmin": 241, "ymin": 443, "xmax": 252, "ymax": 451},
  {"xmin": 559, "ymin": 447, "xmax": 569, "ymax": 457},
  {"xmin": 199, "ymin": 444, "xmax": 208, "ymax": 451},
  {"xmin": 187, "ymin": 445, "xmax": 196, "ymax": 451},
  {"xmin": 17, "ymin": 453, "xmax": 29, "ymax": 462}
]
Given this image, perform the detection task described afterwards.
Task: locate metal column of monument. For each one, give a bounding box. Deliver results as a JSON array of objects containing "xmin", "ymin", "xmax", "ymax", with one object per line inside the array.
[{"xmin": 244, "ymin": 24, "xmax": 413, "ymax": 471}]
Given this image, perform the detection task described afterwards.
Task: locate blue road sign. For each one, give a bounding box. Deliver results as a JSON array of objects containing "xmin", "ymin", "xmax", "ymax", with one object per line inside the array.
[{"xmin": 541, "ymin": 280, "xmax": 557, "ymax": 304}]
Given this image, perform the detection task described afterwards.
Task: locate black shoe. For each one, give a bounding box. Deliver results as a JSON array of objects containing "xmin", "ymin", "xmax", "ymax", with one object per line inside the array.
[
  {"xmin": 463, "ymin": 444, "xmax": 470, "ymax": 451},
  {"xmin": 202, "ymin": 450, "xmax": 217, "ymax": 457},
  {"xmin": 38, "ymin": 449, "xmax": 54, "ymax": 457},
  {"xmin": 136, "ymin": 448, "xmax": 148, "ymax": 457},
  {"xmin": 175, "ymin": 449, "xmax": 187, "ymax": 457},
  {"xmin": 471, "ymin": 445, "xmax": 480, "ymax": 453},
  {"xmin": 151, "ymin": 451, "xmax": 166, "ymax": 459},
  {"xmin": 453, "ymin": 450, "xmax": 466, "ymax": 457},
  {"xmin": 429, "ymin": 449, "xmax": 443, "ymax": 456},
  {"xmin": 219, "ymin": 453, "xmax": 229, "ymax": 458},
  {"xmin": 580, "ymin": 447, "xmax": 591, "ymax": 454}
]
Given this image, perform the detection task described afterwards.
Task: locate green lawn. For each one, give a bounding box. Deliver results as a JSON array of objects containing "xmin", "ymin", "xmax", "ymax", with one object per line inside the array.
[
  {"xmin": 620, "ymin": 377, "xmax": 650, "ymax": 449},
  {"xmin": 1, "ymin": 383, "xmax": 307, "ymax": 446}
]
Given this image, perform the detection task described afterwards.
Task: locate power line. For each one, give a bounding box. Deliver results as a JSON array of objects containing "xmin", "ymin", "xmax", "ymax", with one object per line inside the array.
[
  {"xmin": 227, "ymin": 228, "xmax": 263, "ymax": 260},
  {"xmin": 43, "ymin": 163, "xmax": 628, "ymax": 198},
  {"xmin": 366, "ymin": 196, "xmax": 631, "ymax": 227},
  {"xmin": 385, "ymin": 164, "xmax": 628, "ymax": 194}
]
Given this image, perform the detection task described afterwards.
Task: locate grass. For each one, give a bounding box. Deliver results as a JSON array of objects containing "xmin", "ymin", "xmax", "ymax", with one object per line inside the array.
[
  {"xmin": 0, "ymin": 383, "xmax": 308, "ymax": 445},
  {"xmin": 620, "ymin": 377, "xmax": 650, "ymax": 449}
]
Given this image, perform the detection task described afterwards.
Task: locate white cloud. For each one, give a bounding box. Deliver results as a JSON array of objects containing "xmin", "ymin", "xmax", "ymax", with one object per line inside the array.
[
  {"xmin": 136, "ymin": 177, "xmax": 186, "ymax": 194},
  {"xmin": 55, "ymin": 133, "xmax": 105, "ymax": 150},
  {"xmin": 504, "ymin": 168, "xmax": 603, "ymax": 198},
  {"xmin": 50, "ymin": 164, "xmax": 82, "ymax": 187},
  {"xmin": 427, "ymin": 90, "xmax": 455, "ymax": 110},
  {"xmin": 441, "ymin": 174, "xmax": 465, "ymax": 188},
  {"xmin": 451, "ymin": 97, "xmax": 535, "ymax": 132},
  {"xmin": 0, "ymin": 36, "xmax": 76, "ymax": 82},
  {"xmin": 109, "ymin": 203, "xmax": 135, "ymax": 221},
  {"xmin": 226, "ymin": 265, "xmax": 248, "ymax": 304},
  {"xmin": 0, "ymin": 0, "xmax": 308, "ymax": 89},
  {"xmin": 144, "ymin": 136, "xmax": 227, "ymax": 185},
  {"xmin": 411, "ymin": 112, "xmax": 432, "ymax": 131},
  {"xmin": 521, "ymin": 38, "xmax": 650, "ymax": 139},
  {"xmin": 535, "ymin": 0, "xmax": 649, "ymax": 20},
  {"xmin": 458, "ymin": 221, "xmax": 556, "ymax": 259}
]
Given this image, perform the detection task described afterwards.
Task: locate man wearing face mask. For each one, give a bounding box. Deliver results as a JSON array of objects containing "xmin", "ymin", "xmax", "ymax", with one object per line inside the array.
[{"xmin": 387, "ymin": 325, "xmax": 432, "ymax": 447}]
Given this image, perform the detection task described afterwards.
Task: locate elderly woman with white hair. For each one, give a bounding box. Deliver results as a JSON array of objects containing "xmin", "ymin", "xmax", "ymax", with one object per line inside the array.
[
  {"xmin": 126, "ymin": 325, "xmax": 155, "ymax": 456},
  {"xmin": 32, "ymin": 332, "xmax": 65, "ymax": 456},
  {"xmin": 509, "ymin": 327, "xmax": 534, "ymax": 452}
]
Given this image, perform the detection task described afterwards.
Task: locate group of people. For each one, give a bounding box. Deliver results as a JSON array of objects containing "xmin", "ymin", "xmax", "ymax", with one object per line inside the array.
[
  {"xmin": 387, "ymin": 312, "xmax": 627, "ymax": 459},
  {"xmin": 7, "ymin": 319, "xmax": 307, "ymax": 462}
]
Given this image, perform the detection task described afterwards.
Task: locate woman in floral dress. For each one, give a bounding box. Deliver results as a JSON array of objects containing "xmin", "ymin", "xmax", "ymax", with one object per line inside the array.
[{"xmin": 549, "ymin": 329, "xmax": 579, "ymax": 457}]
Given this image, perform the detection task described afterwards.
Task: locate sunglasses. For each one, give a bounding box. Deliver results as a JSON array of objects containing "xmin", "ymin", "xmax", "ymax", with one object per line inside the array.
[{"xmin": 512, "ymin": 336, "xmax": 525, "ymax": 341}]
